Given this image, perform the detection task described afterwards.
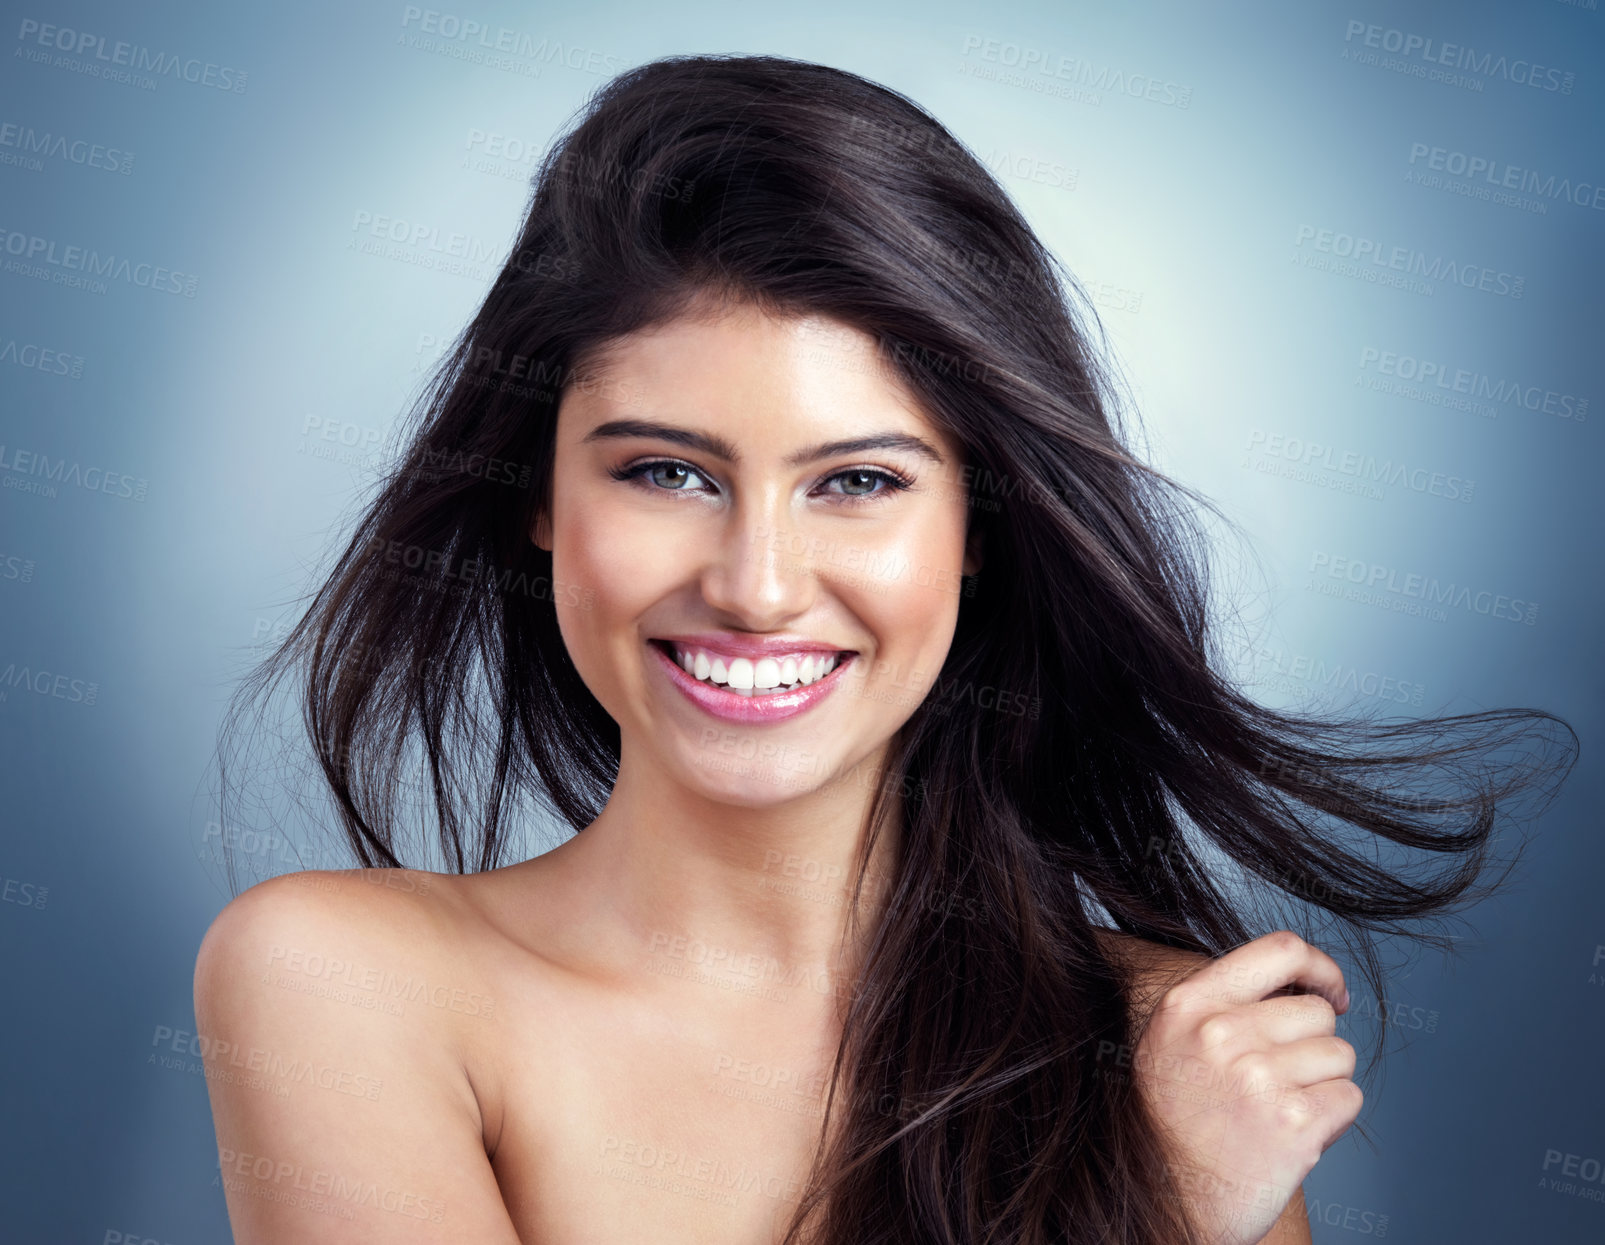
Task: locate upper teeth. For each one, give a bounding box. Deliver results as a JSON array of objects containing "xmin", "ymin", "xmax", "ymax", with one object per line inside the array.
[{"xmin": 669, "ymin": 644, "xmax": 840, "ymax": 694}]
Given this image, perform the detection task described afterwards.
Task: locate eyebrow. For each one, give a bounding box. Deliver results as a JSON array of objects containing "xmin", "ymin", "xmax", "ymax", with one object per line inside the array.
[{"xmin": 580, "ymin": 418, "xmax": 947, "ymax": 467}]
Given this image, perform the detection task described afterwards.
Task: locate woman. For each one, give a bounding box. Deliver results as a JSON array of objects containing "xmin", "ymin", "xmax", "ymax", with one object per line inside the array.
[{"xmin": 197, "ymin": 54, "xmax": 1575, "ymax": 1244}]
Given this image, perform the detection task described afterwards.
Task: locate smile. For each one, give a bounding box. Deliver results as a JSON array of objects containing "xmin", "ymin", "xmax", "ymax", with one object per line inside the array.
[
  {"xmin": 648, "ymin": 639, "xmax": 856, "ymax": 724},
  {"xmin": 666, "ymin": 642, "xmax": 846, "ymax": 694}
]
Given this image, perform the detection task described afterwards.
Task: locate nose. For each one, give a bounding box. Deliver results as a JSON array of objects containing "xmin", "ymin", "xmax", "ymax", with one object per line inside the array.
[{"xmin": 697, "ymin": 489, "xmax": 818, "ymax": 627}]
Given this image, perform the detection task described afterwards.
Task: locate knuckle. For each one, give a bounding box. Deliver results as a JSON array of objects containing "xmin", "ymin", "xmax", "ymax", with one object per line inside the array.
[
  {"xmin": 1275, "ymin": 1099, "xmax": 1310, "ymax": 1131},
  {"xmin": 1234, "ymin": 1052, "xmax": 1271, "ymax": 1086},
  {"xmin": 1196, "ymin": 1013, "xmax": 1236, "ymax": 1050},
  {"xmin": 1156, "ymin": 979, "xmax": 1188, "ymax": 1010}
]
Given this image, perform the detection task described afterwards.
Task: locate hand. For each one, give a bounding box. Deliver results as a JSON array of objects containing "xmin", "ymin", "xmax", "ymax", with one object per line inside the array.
[{"xmin": 1130, "ymin": 930, "xmax": 1363, "ymax": 1245}]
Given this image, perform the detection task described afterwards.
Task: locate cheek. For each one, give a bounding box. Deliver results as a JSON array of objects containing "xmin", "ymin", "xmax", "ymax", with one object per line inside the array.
[
  {"xmin": 883, "ymin": 575, "xmax": 961, "ymax": 661},
  {"xmin": 857, "ymin": 523, "xmax": 966, "ymax": 666},
  {"xmin": 545, "ymin": 496, "xmax": 670, "ymax": 689},
  {"xmin": 551, "ymin": 489, "xmax": 670, "ymax": 608}
]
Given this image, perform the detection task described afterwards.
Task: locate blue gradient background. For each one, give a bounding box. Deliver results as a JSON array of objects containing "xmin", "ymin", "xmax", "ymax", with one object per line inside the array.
[{"xmin": 1, "ymin": 1, "xmax": 1601, "ymax": 1241}]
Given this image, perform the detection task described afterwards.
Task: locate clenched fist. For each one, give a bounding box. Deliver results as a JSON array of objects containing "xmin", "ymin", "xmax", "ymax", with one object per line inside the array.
[{"xmin": 1131, "ymin": 930, "xmax": 1364, "ymax": 1245}]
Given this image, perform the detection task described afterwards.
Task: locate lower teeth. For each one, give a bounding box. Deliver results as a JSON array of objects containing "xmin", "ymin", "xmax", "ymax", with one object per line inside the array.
[{"xmin": 717, "ymin": 680, "xmax": 803, "ymax": 697}]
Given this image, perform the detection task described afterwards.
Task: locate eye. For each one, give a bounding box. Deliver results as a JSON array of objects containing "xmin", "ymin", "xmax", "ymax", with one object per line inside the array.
[
  {"xmin": 608, "ymin": 459, "xmax": 914, "ymax": 505},
  {"xmin": 609, "ymin": 459, "xmax": 713, "ymax": 494},
  {"xmin": 819, "ymin": 467, "xmax": 913, "ymax": 504}
]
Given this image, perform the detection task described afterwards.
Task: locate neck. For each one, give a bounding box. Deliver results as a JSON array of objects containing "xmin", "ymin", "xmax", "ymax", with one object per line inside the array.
[{"xmin": 551, "ymin": 736, "xmax": 904, "ymax": 1019}]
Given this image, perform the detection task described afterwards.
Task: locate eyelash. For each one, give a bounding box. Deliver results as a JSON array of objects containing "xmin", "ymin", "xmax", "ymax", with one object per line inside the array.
[{"xmin": 608, "ymin": 458, "xmax": 914, "ymax": 506}]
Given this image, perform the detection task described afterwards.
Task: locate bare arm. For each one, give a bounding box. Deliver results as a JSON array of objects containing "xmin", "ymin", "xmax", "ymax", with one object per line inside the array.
[{"xmin": 193, "ymin": 870, "xmax": 523, "ymax": 1244}]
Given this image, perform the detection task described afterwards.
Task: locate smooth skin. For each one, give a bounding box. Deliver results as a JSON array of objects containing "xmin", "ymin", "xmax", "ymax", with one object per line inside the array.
[{"xmin": 195, "ymin": 299, "xmax": 1338, "ymax": 1242}]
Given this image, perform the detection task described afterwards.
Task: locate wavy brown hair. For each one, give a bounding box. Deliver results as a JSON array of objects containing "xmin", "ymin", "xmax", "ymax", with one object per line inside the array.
[{"xmin": 219, "ymin": 53, "xmax": 1577, "ymax": 1244}]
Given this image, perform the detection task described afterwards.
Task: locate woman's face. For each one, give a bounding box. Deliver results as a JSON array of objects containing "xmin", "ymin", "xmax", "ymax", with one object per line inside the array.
[{"xmin": 535, "ymin": 300, "xmax": 982, "ymax": 806}]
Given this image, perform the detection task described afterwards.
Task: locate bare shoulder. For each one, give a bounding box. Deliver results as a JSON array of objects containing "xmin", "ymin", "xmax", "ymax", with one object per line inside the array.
[
  {"xmin": 194, "ymin": 867, "xmax": 491, "ymax": 1035},
  {"xmin": 193, "ymin": 868, "xmax": 520, "ymax": 1242},
  {"xmin": 198, "ymin": 866, "xmax": 472, "ymax": 975}
]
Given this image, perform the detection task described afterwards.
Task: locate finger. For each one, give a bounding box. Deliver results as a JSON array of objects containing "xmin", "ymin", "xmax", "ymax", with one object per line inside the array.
[
  {"xmin": 1144, "ymin": 1036, "xmax": 1356, "ymax": 1120},
  {"xmin": 1177, "ymin": 930, "xmax": 1348, "ymax": 1014},
  {"xmin": 1305, "ymin": 1076, "xmax": 1366, "ymax": 1152},
  {"xmin": 1252, "ymin": 1034, "xmax": 1358, "ymax": 1100},
  {"xmin": 1147, "ymin": 992, "xmax": 1335, "ymax": 1065},
  {"xmin": 1246, "ymin": 990, "xmax": 1338, "ymax": 1043}
]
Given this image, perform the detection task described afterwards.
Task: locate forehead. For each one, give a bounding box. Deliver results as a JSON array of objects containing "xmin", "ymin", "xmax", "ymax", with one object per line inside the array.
[{"xmin": 565, "ymin": 302, "xmax": 954, "ymax": 451}]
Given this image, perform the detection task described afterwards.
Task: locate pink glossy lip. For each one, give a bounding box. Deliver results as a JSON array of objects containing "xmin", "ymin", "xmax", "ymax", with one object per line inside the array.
[{"xmin": 649, "ymin": 639, "xmax": 854, "ymax": 724}]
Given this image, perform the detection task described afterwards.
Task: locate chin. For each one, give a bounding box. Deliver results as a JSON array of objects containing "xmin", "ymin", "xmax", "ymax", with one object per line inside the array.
[{"xmin": 681, "ymin": 752, "xmax": 824, "ymax": 806}]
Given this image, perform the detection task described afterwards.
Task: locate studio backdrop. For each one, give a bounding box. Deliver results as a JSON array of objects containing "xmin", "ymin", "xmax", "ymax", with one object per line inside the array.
[{"xmin": 1, "ymin": 1, "xmax": 1600, "ymax": 1242}]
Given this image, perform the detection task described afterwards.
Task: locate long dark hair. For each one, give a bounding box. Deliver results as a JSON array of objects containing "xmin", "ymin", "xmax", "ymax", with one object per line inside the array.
[{"xmin": 218, "ymin": 53, "xmax": 1576, "ymax": 1244}]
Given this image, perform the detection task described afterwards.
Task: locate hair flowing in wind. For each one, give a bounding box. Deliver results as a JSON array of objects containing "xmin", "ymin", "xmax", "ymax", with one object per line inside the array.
[{"xmin": 218, "ymin": 54, "xmax": 1577, "ymax": 1245}]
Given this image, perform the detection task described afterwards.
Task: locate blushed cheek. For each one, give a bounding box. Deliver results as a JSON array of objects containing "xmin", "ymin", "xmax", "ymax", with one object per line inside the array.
[
  {"xmin": 858, "ymin": 532, "xmax": 964, "ymax": 685},
  {"xmin": 567, "ymin": 500, "xmax": 694, "ymax": 653},
  {"xmin": 903, "ymin": 579, "xmax": 961, "ymax": 672}
]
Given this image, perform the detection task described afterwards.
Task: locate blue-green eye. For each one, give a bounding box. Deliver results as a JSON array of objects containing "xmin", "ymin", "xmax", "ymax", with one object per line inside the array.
[
  {"xmin": 609, "ymin": 460, "xmax": 709, "ymax": 492},
  {"xmin": 642, "ymin": 461, "xmax": 706, "ymax": 490},
  {"xmin": 608, "ymin": 459, "xmax": 914, "ymax": 505},
  {"xmin": 822, "ymin": 468, "xmax": 906, "ymax": 499}
]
